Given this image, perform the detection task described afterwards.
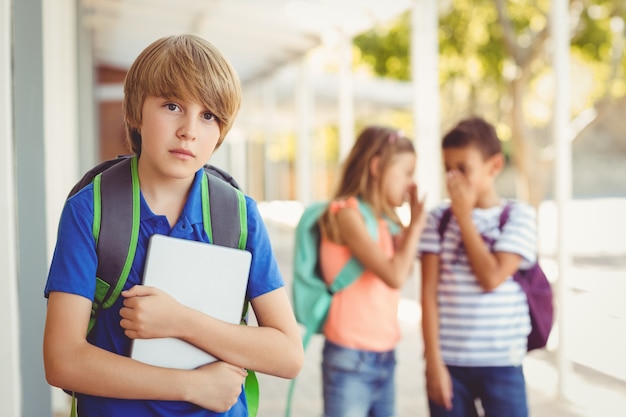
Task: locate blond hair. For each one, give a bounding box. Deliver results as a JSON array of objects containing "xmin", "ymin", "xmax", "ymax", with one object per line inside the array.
[
  {"xmin": 320, "ymin": 125, "xmax": 415, "ymax": 242},
  {"xmin": 123, "ymin": 34, "xmax": 241, "ymax": 154}
]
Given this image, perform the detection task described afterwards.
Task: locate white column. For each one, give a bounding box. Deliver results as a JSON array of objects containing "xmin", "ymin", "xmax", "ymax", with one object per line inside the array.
[
  {"xmin": 14, "ymin": 0, "xmax": 53, "ymax": 414},
  {"xmin": 44, "ymin": 0, "xmax": 80, "ymax": 252},
  {"xmin": 77, "ymin": 2, "xmax": 98, "ymax": 173},
  {"xmin": 227, "ymin": 127, "xmax": 248, "ymax": 192},
  {"xmin": 338, "ymin": 31, "xmax": 355, "ymax": 162},
  {"xmin": 295, "ymin": 58, "xmax": 313, "ymax": 205},
  {"xmin": 262, "ymin": 76, "xmax": 278, "ymax": 202},
  {"xmin": 0, "ymin": 0, "xmax": 21, "ymax": 414},
  {"xmin": 551, "ymin": 0, "xmax": 573, "ymax": 398},
  {"xmin": 411, "ymin": 0, "xmax": 441, "ymax": 207},
  {"xmin": 43, "ymin": 2, "xmax": 81, "ymax": 414}
]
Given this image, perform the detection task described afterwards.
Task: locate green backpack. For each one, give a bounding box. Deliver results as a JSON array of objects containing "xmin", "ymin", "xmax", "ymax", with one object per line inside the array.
[
  {"xmin": 291, "ymin": 199, "xmax": 378, "ymax": 347},
  {"xmin": 286, "ymin": 198, "xmax": 378, "ymax": 417},
  {"xmin": 66, "ymin": 155, "xmax": 259, "ymax": 417}
]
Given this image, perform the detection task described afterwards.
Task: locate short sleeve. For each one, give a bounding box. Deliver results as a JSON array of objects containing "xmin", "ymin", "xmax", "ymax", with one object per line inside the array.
[
  {"xmin": 244, "ymin": 196, "xmax": 285, "ymax": 299},
  {"xmin": 418, "ymin": 203, "xmax": 449, "ymax": 257},
  {"xmin": 44, "ymin": 186, "xmax": 98, "ymax": 301},
  {"xmin": 493, "ymin": 201, "xmax": 538, "ymax": 270}
]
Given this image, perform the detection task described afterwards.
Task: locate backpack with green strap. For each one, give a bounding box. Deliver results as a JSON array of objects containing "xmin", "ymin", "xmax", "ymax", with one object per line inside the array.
[
  {"xmin": 290, "ymin": 199, "xmax": 379, "ymax": 348},
  {"xmin": 66, "ymin": 154, "xmax": 259, "ymax": 417},
  {"xmin": 285, "ymin": 198, "xmax": 379, "ymax": 417}
]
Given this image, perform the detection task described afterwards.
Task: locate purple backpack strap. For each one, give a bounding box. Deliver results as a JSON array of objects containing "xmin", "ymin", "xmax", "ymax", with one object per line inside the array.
[
  {"xmin": 498, "ymin": 201, "xmax": 514, "ymax": 230},
  {"xmin": 438, "ymin": 207, "xmax": 453, "ymax": 240}
]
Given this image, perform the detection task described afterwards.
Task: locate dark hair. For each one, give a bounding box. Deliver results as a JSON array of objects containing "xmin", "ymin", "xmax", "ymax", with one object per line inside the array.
[{"xmin": 442, "ymin": 116, "xmax": 501, "ymax": 159}]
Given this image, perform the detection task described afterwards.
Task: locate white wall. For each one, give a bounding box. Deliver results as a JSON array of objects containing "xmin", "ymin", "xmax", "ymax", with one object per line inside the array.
[
  {"xmin": 43, "ymin": 0, "xmax": 81, "ymax": 413},
  {"xmin": 3, "ymin": 0, "xmax": 81, "ymax": 414},
  {"xmin": 0, "ymin": 0, "xmax": 22, "ymax": 414},
  {"xmin": 43, "ymin": 0, "xmax": 80, "ymax": 249},
  {"xmin": 411, "ymin": 0, "xmax": 442, "ymax": 208}
]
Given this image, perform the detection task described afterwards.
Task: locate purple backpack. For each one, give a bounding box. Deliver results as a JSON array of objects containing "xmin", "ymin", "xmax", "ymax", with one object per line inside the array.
[{"xmin": 438, "ymin": 202, "xmax": 554, "ymax": 351}]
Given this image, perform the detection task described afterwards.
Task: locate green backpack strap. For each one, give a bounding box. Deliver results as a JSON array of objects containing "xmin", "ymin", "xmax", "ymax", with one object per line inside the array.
[
  {"xmin": 301, "ymin": 198, "xmax": 377, "ymax": 346},
  {"xmin": 285, "ymin": 198, "xmax": 378, "ymax": 417},
  {"xmin": 298, "ymin": 199, "xmax": 378, "ymax": 347},
  {"xmin": 89, "ymin": 156, "xmax": 140, "ymax": 333},
  {"xmin": 329, "ymin": 199, "xmax": 378, "ymax": 291}
]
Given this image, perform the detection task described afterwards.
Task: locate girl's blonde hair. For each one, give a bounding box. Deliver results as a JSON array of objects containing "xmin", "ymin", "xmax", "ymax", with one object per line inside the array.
[
  {"xmin": 123, "ymin": 34, "xmax": 242, "ymax": 155},
  {"xmin": 320, "ymin": 125, "xmax": 415, "ymax": 242}
]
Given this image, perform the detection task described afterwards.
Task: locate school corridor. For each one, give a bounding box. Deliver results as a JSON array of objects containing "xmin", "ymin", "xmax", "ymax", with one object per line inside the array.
[
  {"xmin": 48, "ymin": 199, "xmax": 626, "ymax": 417},
  {"xmin": 252, "ymin": 209, "xmax": 626, "ymax": 417}
]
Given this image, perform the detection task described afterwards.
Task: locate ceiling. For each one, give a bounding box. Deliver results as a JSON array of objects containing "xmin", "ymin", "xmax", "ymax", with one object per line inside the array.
[{"xmin": 83, "ymin": 0, "xmax": 412, "ymax": 85}]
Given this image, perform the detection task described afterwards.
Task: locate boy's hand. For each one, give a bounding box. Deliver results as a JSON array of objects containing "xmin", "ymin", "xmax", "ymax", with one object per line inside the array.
[
  {"xmin": 446, "ymin": 170, "xmax": 476, "ymax": 219},
  {"xmin": 425, "ymin": 361, "xmax": 453, "ymax": 410},
  {"xmin": 188, "ymin": 362, "xmax": 247, "ymax": 412},
  {"xmin": 120, "ymin": 285, "xmax": 186, "ymax": 339}
]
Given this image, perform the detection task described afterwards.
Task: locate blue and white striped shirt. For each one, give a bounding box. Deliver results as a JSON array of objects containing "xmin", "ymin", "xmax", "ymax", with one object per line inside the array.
[{"xmin": 419, "ymin": 200, "xmax": 536, "ymax": 366}]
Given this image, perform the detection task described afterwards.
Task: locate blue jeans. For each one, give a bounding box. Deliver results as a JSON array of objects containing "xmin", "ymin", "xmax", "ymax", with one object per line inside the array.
[
  {"xmin": 322, "ymin": 340, "xmax": 397, "ymax": 417},
  {"xmin": 428, "ymin": 365, "xmax": 528, "ymax": 417}
]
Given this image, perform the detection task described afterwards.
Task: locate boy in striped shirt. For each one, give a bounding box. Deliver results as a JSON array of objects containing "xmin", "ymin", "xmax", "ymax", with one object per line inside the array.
[{"xmin": 419, "ymin": 116, "xmax": 537, "ymax": 417}]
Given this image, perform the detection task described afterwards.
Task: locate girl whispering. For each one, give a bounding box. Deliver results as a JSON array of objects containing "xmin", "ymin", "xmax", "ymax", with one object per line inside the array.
[{"xmin": 318, "ymin": 125, "xmax": 427, "ymax": 417}]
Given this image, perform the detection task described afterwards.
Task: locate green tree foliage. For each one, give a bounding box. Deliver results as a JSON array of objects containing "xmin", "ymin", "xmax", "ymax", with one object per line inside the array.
[
  {"xmin": 354, "ymin": 15, "xmax": 411, "ymax": 81},
  {"xmin": 570, "ymin": 0, "xmax": 626, "ymax": 98},
  {"xmin": 355, "ymin": 0, "xmax": 625, "ymax": 104},
  {"xmin": 438, "ymin": 0, "xmax": 507, "ymax": 85},
  {"xmin": 353, "ymin": 0, "xmax": 626, "ymax": 204}
]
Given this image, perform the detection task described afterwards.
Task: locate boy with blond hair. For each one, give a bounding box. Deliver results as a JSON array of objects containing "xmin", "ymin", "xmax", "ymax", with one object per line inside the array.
[
  {"xmin": 419, "ymin": 116, "xmax": 537, "ymax": 417},
  {"xmin": 43, "ymin": 34, "xmax": 303, "ymax": 417}
]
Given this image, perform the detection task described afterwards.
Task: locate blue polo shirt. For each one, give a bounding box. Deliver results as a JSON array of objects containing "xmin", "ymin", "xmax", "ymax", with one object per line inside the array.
[{"xmin": 45, "ymin": 168, "xmax": 284, "ymax": 417}]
